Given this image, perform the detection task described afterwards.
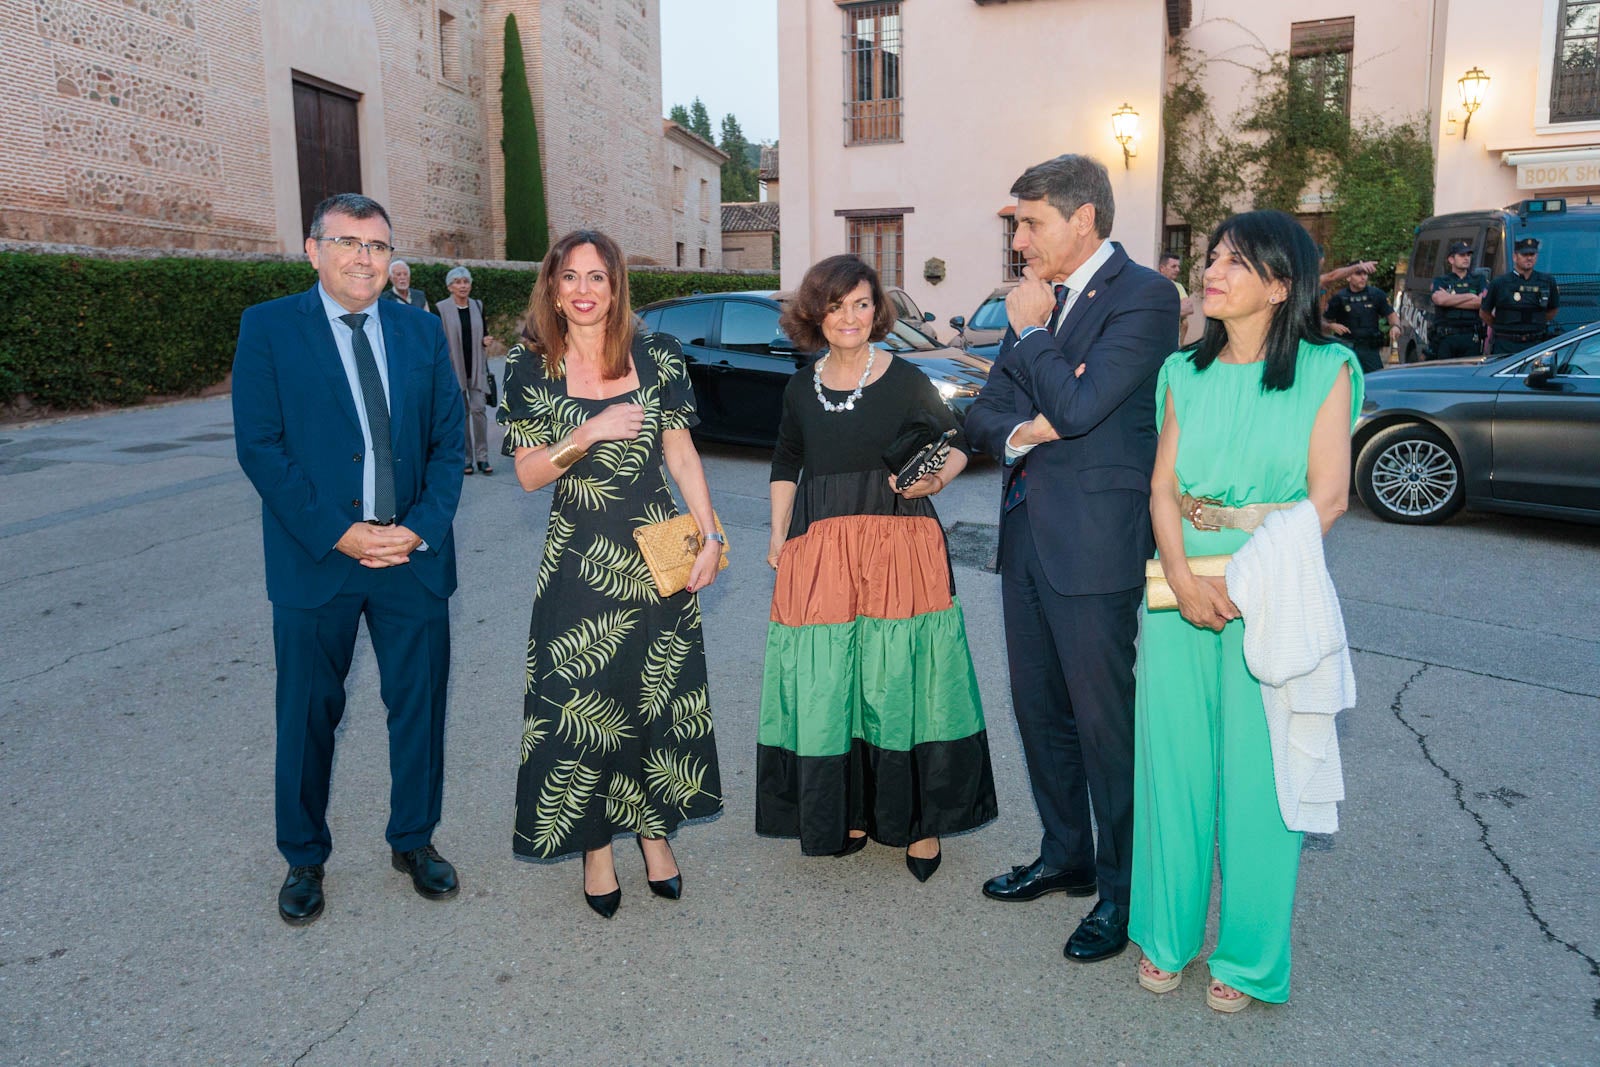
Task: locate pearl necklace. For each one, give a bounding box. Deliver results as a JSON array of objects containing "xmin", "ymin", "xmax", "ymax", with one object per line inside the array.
[{"xmin": 812, "ymin": 349, "xmax": 875, "ymax": 412}]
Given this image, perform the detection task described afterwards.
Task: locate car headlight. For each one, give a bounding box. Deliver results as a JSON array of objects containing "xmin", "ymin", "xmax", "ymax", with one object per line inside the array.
[{"xmin": 935, "ymin": 380, "xmax": 979, "ymax": 399}]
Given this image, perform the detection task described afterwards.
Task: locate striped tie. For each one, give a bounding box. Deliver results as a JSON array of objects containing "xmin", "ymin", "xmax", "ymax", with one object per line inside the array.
[{"xmin": 339, "ymin": 313, "xmax": 396, "ymax": 522}]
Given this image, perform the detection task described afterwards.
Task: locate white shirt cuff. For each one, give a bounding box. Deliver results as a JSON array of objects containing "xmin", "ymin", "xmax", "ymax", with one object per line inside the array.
[{"xmin": 1005, "ymin": 422, "xmax": 1037, "ymax": 463}]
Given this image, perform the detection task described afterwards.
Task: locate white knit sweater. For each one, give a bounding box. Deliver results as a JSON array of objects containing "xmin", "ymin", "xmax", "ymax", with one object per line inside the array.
[{"xmin": 1225, "ymin": 500, "xmax": 1354, "ymax": 834}]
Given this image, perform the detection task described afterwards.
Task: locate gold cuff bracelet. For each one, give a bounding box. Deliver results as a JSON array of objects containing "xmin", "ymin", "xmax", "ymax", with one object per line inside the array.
[{"xmin": 548, "ymin": 436, "xmax": 587, "ymax": 469}]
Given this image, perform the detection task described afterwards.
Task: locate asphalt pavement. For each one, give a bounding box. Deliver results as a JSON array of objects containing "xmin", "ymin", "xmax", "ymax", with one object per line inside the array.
[{"xmin": 2, "ymin": 387, "xmax": 1597, "ymax": 1065}]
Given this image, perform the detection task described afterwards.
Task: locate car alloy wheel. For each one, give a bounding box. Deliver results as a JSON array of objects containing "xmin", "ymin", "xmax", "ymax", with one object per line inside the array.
[{"xmin": 1355, "ymin": 423, "xmax": 1465, "ymax": 524}]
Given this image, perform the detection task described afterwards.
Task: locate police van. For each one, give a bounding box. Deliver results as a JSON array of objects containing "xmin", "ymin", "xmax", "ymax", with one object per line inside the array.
[{"xmin": 1393, "ymin": 198, "xmax": 1600, "ymax": 361}]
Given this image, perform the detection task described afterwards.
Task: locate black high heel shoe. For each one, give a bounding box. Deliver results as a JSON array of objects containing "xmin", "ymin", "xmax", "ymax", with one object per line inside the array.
[
  {"xmin": 635, "ymin": 835, "xmax": 682, "ymax": 900},
  {"xmin": 835, "ymin": 832, "xmax": 868, "ymax": 857},
  {"xmin": 905, "ymin": 843, "xmax": 942, "ymax": 882},
  {"xmin": 582, "ymin": 850, "xmax": 621, "ymax": 918}
]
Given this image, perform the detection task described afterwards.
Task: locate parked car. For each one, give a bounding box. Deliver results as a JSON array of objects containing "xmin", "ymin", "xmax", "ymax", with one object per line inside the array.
[
  {"xmin": 886, "ymin": 285, "xmax": 942, "ymax": 343},
  {"xmin": 949, "ymin": 283, "xmax": 1016, "ymax": 359},
  {"xmin": 1393, "ymin": 198, "xmax": 1600, "ymax": 362},
  {"xmin": 636, "ymin": 290, "xmax": 991, "ymax": 447},
  {"xmin": 1352, "ymin": 319, "xmax": 1600, "ymax": 525}
]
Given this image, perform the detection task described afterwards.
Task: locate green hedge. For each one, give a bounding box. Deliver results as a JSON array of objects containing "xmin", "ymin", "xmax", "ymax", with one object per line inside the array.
[{"xmin": 0, "ymin": 253, "xmax": 776, "ymax": 410}]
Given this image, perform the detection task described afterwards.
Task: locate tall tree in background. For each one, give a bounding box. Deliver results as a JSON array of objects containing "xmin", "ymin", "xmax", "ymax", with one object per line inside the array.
[
  {"xmin": 669, "ymin": 103, "xmax": 691, "ymax": 128},
  {"xmin": 688, "ymin": 98, "xmax": 713, "ymax": 143},
  {"xmin": 719, "ymin": 114, "xmax": 757, "ymax": 202},
  {"xmin": 501, "ymin": 13, "xmax": 549, "ymax": 261}
]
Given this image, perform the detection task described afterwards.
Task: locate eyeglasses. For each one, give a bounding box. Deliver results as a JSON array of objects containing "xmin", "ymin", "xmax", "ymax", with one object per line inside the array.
[{"xmin": 315, "ymin": 236, "xmax": 393, "ymax": 258}]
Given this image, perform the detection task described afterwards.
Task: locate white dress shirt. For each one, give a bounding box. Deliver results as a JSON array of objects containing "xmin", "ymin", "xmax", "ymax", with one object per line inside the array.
[
  {"xmin": 317, "ymin": 284, "xmax": 391, "ymax": 522},
  {"xmin": 1007, "ymin": 239, "xmax": 1115, "ymax": 460}
]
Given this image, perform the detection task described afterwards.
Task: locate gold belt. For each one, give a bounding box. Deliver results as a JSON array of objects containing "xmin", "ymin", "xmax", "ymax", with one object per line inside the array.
[{"xmin": 1179, "ymin": 493, "xmax": 1294, "ymax": 533}]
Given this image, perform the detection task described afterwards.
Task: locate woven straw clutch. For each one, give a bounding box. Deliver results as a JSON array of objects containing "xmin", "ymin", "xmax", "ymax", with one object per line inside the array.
[
  {"xmin": 633, "ymin": 511, "xmax": 729, "ymax": 597},
  {"xmin": 1144, "ymin": 554, "xmax": 1230, "ymax": 611}
]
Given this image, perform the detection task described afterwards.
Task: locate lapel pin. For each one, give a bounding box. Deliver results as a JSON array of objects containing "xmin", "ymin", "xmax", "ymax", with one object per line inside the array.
[{"xmin": 1086, "ymin": 289, "xmax": 1097, "ymax": 299}]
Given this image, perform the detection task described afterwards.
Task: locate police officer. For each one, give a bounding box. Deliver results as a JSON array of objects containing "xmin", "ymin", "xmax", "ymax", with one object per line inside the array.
[
  {"xmin": 1429, "ymin": 240, "xmax": 1486, "ymax": 360},
  {"xmin": 1324, "ymin": 266, "xmax": 1398, "ymax": 374},
  {"xmin": 1482, "ymin": 237, "xmax": 1561, "ymax": 354}
]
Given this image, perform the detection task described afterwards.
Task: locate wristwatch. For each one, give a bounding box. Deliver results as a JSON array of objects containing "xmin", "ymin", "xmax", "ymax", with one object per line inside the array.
[{"xmin": 703, "ymin": 531, "xmax": 726, "ymax": 546}]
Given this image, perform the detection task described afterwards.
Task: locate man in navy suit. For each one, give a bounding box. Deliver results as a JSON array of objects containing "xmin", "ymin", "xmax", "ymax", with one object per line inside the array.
[
  {"xmin": 233, "ymin": 193, "xmax": 466, "ymax": 925},
  {"xmin": 966, "ymin": 155, "xmax": 1178, "ymax": 962}
]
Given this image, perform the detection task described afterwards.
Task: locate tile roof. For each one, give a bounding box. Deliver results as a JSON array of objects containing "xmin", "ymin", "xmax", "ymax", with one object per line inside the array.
[{"xmin": 721, "ymin": 201, "xmax": 780, "ymax": 233}]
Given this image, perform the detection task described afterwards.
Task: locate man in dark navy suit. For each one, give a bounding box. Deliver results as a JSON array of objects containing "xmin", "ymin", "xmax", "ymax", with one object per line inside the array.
[
  {"xmin": 233, "ymin": 193, "xmax": 466, "ymax": 925},
  {"xmin": 966, "ymin": 155, "xmax": 1178, "ymax": 963}
]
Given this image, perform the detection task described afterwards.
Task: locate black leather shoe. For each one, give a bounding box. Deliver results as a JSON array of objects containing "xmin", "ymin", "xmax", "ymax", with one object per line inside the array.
[
  {"xmin": 905, "ymin": 848, "xmax": 942, "ymax": 883},
  {"xmin": 834, "ymin": 832, "xmax": 868, "ymax": 857},
  {"xmin": 1064, "ymin": 899, "xmax": 1130, "ymax": 962},
  {"xmin": 278, "ymin": 864, "xmax": 325, "ymax": 926},
  {"xmin": 583, "ymin": 852, "xmax": 621, "ymax": 918},
  {"xmin": 982, "ymin": 857, "xmax": 1097, "ymax": 901},
  {"xmin": 391, "ymin": 845, "xmax": 459, "ymax": 900},
  {"xmin": 476, "ymin": 462, "xmax": 494, "ymax": 475},
  {"xmin": 636, "ymin": 835, "xmax": 683, "ymax": 900}
]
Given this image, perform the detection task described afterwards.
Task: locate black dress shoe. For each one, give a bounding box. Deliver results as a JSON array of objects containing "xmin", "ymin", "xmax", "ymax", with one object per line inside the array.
[
  {"xmin": 982, "ymin": 857, "xmax": 1097, "ymax": 901},
  {"xmin": 1064, "ymin": 899, "xmax": 1130, "ymax": 962},
  {"xmin": 636, "ymin": 835, "xmax": 683, "ymax": 900},
  {"xmin": 278, "ymin": 864, "xmax": 325, "ymax": 926},
  {"xmin": 391, "ymin": 845, "xmax": 459, "ymax": 900},
  {"xmin": 905, "ymin": 848, "xmax": 942, "ymax": 882},
  {"xmin": 583, "ymin": 852, "xmax": 621, "ymax": 918},
  {"xmin": 476, "ymin": 462, "xmax": 494, "ymax": 475},
  {"xmin": 834, "ymin": 832, "xmax": 868, "ymax": 857}
]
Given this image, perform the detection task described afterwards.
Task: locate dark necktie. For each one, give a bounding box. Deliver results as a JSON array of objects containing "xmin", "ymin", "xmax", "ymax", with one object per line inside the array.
[
  {"xmin": 339, "ymin": 313, "xmax": 396, "ymax": 522},
  {"xmin": 1003, "ymin": 284, "xmax": 1072, "ymax": 512}
]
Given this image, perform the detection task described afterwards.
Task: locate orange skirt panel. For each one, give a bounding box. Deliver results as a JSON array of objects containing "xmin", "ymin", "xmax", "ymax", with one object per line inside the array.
[{"xmin": 770, "ymin": 514, "xmax": 952, "ymax": 627}]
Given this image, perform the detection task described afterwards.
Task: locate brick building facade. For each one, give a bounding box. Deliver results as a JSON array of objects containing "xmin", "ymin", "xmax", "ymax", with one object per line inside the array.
[{"xmin": 0, "ymin": 0, "xmax": 709, "ymax": 265}]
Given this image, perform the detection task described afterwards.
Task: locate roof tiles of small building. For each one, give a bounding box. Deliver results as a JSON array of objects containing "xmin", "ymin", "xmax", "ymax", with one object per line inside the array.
[{"xmin": 721, "ymin": 201, "xmax": 780, "ymax": 233}]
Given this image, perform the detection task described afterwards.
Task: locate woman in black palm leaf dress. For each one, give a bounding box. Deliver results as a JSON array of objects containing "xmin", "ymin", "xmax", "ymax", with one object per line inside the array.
[{"xmin": 499, "ymin": 231, "xmax": 723, "ymax": 916}]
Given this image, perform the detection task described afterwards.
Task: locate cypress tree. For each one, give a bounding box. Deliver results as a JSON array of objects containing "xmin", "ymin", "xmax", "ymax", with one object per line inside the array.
[{"xmin": 501, "ymin": 14, "xmax": 549, "ymax": 261}]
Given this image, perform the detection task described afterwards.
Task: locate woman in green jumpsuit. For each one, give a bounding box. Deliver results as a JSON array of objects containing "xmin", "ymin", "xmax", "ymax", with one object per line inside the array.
[{"xmin": 1129, "ymin": 211, "xmax": 1362, "ymax": 1012}]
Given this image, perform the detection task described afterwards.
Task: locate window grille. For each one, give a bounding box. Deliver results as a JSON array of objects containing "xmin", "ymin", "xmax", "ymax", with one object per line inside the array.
[
  {"xmin": 1289, "ymin": 17, "xmax": 1353, "ymax": 121},
  {"xmin": 842, "ymin": 3, "xmax": 902, "ymax": 145},
  {"xmin": 1002, "ymin": 214, "xmax": 1024, "ymax": 281},
  {"xmin": 848, "ymin": 215, "xmax": 904, "ymax": 287},
  {"xmin": 1554, "ymin": 0, "xmax": 1600, "ymax": 121}
]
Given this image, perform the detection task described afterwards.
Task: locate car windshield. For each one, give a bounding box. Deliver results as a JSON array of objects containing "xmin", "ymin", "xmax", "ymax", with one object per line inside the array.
[
  {"xmin": 1520, "ymin": 220, "xmax": 1600, "ymax": 277},
  {"xmin": 969, "ymin": 295, "xmax": 1010, "ymax": 331},
  {"xmin": 875, "ymin": 319, "xmax": 939, "ymax": 352}
]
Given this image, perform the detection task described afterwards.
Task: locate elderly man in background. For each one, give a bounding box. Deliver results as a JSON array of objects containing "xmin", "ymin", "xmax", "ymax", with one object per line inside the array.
[
  {"xmin": 384, "ymin": 259, "xmax": 432, "ymax": 312},
  {"xmin": 436, "ymin": 266, "xmax": 495, "ymax": 475}
]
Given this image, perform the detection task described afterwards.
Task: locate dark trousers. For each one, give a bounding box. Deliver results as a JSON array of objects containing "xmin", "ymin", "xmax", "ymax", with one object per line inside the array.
[
  {"xmin": 999, "ymin": 502, "xmax": 1140, "ymax": 904},
  {"xmin": 1430, "ymin": 332, "xmax": 1480, "ymax": 360},
  {"xmin": 1492, "ymin": 333, "xmax": 1546, "ymax": 355},
  {"xmin": 271, "ymin": 563, "xmax": 451, "ymax": 866},
  {"xmin": 1351, "ymin": 341, "xmax": 1384, "ymax": 375}
]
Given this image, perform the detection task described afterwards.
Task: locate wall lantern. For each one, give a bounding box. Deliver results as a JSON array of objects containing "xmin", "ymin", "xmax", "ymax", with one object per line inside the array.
[
  {"xmin": 1457, "ymin": 67, "xmax": 1489, "ymax": 139},
  {"xmin": 1111, "ymin": 103, "xmax": 1139, "ymax": 168}
]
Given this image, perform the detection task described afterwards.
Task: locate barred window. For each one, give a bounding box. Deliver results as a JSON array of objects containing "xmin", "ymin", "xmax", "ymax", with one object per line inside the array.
[
  {"xmin": 1001, "ymin": 213, "xmax": 1024, "ymax": 281},
  {"xmin": 848, "ymin": 215, "xmax": 904, "ymax": 287},
  {"xmin": 1290, "ymin": 17, "xmax": 1353, "ymax": 121},
  {"xmin": 843, "ymin": 3, "xmax": 902, "ymax": 145},
  {"xmin": 1554, "ymin": 0, "xmax": 1600, "ymax": 121}
]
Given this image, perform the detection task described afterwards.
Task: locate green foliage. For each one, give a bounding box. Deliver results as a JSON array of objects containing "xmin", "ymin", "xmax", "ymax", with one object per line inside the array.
[
  {"xmin": 1325, "ymin": 119, "xmax": 1434, "ymax": 290},
  {"xmin": 1162, "ymin": 40, "xmax": 1250, "ymax": 271},
  {"xmin": 0, "ymin": 253, "xmax": 775, "ymax": 410},
  {"xmin": 501, "ymin": 14, "xmax": 549, "ymax": 262},
  {"xmin": 688, "ymin": 98, "xmax": 713, "ymax": 143},
  {"xmin": 718, "ymin": 114, "xmax": 758, "ymax": 202},
  {"xmin": 668, "ymin": 103, "xmax": 691, "ymax": 127},
  {"xmin": 1237, "ymin": 55, "xmax": 1350, "ymax": 213}
]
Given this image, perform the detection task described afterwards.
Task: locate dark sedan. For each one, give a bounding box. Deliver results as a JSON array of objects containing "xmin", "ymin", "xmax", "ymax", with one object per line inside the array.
[
  {"xmin": 1352, "ymin": 322, "xmax": 1600, "ymax": 524},
  {"xmin": 636, "ymin": 291, "xmax": 991, "ymax": 447}
]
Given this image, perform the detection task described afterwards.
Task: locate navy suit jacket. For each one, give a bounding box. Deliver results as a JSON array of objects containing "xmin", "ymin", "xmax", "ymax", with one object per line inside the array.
[
  {"xmin": 965, "ymin": 243, "xmax": 1179, "ymax": 596},
  {"xmin": 233, "ymin": 286, "xmax": 465, "ymax": 609}
]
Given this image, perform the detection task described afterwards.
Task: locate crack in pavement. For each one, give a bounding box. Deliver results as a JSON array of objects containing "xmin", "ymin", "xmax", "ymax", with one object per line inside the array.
[
  {"xmin": 1353, "ymin": 645, "xmax": 1599, "ymax": 701},
  {"xmin": 0, "ymin": 516, "xmax": 255, "ymax": 591},
  {"xmin": 1, "ymin": 624, "xmax": 186, "ymax": 688},
  {"xmin": 1388, "ymin": 662, "xmax": 1600, "ymax": 1020},
  {"xmin": 290, "ymin": 922, "xmax": 465, "ymax": 1065}
]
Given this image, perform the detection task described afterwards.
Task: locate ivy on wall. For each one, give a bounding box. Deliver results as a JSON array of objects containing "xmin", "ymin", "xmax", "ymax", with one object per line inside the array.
[{"xmin": 1163, "ymin": 38, "xmax": 1433, "ymax": 289}]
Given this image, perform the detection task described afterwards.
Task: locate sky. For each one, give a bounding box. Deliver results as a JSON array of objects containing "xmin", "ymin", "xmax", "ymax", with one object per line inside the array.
[{"xmin": 659, "ymin": 0, "xmax": 779, "ymax": 144}]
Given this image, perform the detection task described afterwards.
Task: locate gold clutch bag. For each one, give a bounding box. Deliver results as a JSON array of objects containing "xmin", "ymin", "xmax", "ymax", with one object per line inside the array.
[
  {"xmin": 1144, "ymin": 555, "xmax": 1230, "ymax": 611},
  {"xmin": 632, "ymin": 512, "xmax": 729, "ymax": 597}
]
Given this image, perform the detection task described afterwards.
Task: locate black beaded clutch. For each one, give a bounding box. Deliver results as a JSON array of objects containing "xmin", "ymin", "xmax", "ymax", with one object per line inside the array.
[{"xmin": 882, "ymin": 425, "xmax": 957, "ymax": 492}]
